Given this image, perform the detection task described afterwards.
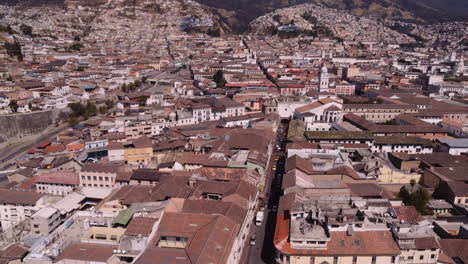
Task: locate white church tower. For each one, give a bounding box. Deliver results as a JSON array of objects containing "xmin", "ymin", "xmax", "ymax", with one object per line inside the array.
[
  {"xmin": 450, "ymin": 50, "xmax": 457, "ymax": 62},
  {"xmin": 319, "ymin": 65, "xmax": 329, "ymax": 92},
  {"xmin": 456, "ymin": 55, "xmax": 465, "ymax": 75}
]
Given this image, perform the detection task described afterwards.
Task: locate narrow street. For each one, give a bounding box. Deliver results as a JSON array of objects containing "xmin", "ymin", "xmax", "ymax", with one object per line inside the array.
[{"xmin": 248, "ymin": 121, "xmax": 288, "ymax": 264}]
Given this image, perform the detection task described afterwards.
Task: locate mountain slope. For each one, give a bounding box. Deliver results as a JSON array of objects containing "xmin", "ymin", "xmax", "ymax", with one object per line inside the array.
[{"xmin": 194, "ymin": 0, "xmax": 468, "ymax": 30}]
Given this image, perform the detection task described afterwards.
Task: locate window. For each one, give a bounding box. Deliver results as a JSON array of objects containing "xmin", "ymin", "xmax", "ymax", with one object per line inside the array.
[
  {"xmin": 33, "ymin": 224, "xmax": 39, "ymax": 228},
  {"xmin": 430, "ymin": 254, "xmax": 436, "ymax": 259},
  {"xmin": 105, "ymin": 177, "xmax": 109, "ymax": 181},
  {"xmin": 419, "ymin": 255, "xmax": 424, "ymax": 260},
  {"xmin": 93, "ymin": 176, "xmax": 97, "ymax": 181}
]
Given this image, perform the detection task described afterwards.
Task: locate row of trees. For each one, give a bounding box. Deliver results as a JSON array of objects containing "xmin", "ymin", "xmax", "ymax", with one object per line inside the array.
[
  {"xmin": 121, "ymin": 77, "xmax": 147, "ymax": 92},
  {"xmin": 67, "ymin": 100, "xmax": 113, "ymax": 126}
]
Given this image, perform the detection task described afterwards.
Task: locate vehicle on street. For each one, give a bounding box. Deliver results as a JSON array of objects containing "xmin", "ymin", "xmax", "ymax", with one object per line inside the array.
[
  {"xmin": 250, "ymin": 235, "xmax": 256, "ymax": 245},
  {"xmin": 272, "ymin": 205, "xmax": 277, "ymax": 212},
  {"xmin": 255, "ymin": 211, "xmax": 264, "ymax": 226},
  {"xmin": 260, "ymin": 200, "xmax": 265, "ymax": 211}
]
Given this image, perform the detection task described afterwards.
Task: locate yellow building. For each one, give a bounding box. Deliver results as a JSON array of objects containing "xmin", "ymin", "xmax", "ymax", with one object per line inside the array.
[{"xmin": 123, "ymin": 136, "xmax": 153, "ymax": 166}]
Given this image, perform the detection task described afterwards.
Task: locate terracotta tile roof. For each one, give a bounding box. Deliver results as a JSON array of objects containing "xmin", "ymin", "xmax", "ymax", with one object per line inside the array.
[
  {"xmin": 36, "ymin": 141, "xmax": 51, "ymax": 149},
  {"xmin": 44, "ymin": 144, "xmax": 65, "ymax": 153},
  {"xmin": 0, "ymin": 189, "xmax": 44, "ymax": 205},
  {"xmin": 154, "ymin": 212, "xmax": 239, "ymax": 264},
  {"xmin": 181, "ymin": 199, "xmax": 247, "ymax": 225},
  {"xmin": 108, "ymin": 141, "xmax": 124, "ymax": 150},
  {"xmin": 66, "ymin": 143, "xmax": 85, "ymax": 151},
  {"xmin": 324, "ymin": 166, "xmax": 361, "ymax": 180},
  {"xmin": 431, "ymin": 167, "xmax": 468, "ymax": 182},
  {"xmin": 132, "ymin": 136, "xmax": 153, "ymax": 148},
  {"xmin": 348, "ymin": 183, "xmax": 394, "ymax": 199},
  {"xmin": 285, "ymin": 155, "xmax": 314, "ymax": 174},
  {"xmin": 134, "ymin": 248, "xmax": 190, "ymax": 264},
  {"xmin": 35, "ymin": 170, "xmax": 79, "ymax": 185},
  {"xmin": 392, "ymin": 206, "xmax": 423, "ymax": 224},
  {"xmin": 124, "ymin": 217, "xmax": 158, "ymax": 237},
  {"xmin": 224, "ymin": 128, "xmax": 273, "ymax": 153},
  {"xmin": 81, "ymin": 163, "xmax": 120, "ymax": 174},
  {"xmin": 131, "ymin": 169, "xmax": 169, "ymax": 182},
  {"xmin": 446, "ymin": 181, "xmax": 468, "ymax": 196},
  {"xmin": 437, "ymin": 251, "xmax": 456, "ymax": 264},
  {"xmin": 0, "ymin": 243, "xmax": 28, "ymax": 260},
  {"xmin": 414, "ymin": 237, "xmax": 439, "ymax": 250},
  {"xmin": 438, "ymin": 239, "xmax": 468, "ymax": 264},
  {"xmin": 286, "ymin": 142, "xmax": 320, "ymax": 151},
  {"xmin": 56, "ymin": 243, "xmax": 115, "ymax": 262}
]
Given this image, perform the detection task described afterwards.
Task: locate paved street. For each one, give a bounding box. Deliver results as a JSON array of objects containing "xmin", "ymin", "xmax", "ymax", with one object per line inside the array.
[
  {"xmin": 0, "ymin": 124, "xmax": 69, "ymax": 170},
  {"xmin": 248, "ymin": 121, "xmax": 288, "ymax": 264}
]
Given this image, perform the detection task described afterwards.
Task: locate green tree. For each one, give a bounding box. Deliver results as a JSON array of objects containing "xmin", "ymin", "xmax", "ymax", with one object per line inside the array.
[
  {"xmin": 399, "ymin": 182, "xmax": 431, "ymax": 214},
  {"xmin": 141, "ymin": 76, "xmax": 148, "ymax": 83},
  {"xmin": 121, "ymin": 83, "xmax": 128, "ymax": 92},
  {"xmin": 128, "ymin": 82, "xmax": 136, "ymax": 91},
  {"xmin": 68, "ymin": 102, "xmax": 86, "ymax": 117},
  {"xmin": 69, "ymin": 43, "xmax": 84, "ymax": 51},
  {"xmin": 9, "ymin": 100, "xmax": 18, "ymax": 112},
  {"xmin": 86, "ymin": 101, "xmax": 97, "ymax": 116},
  {"xmin": 68, "ymin": 116, "xmax": 79, "ymax": 126},
  {"xmin": 134, "ymin": 80, "xmax": 142, "ymax": 88},
  {"xmin": 213, "ymin": 70, "xmax": 226, "ymax": 88},
  {"xmin": 105, "ymin": 99, "xmax": 114, "ymax": 109},
  {"xmin": 20, "ymin": 24, "xmax": 33, "ymax": 36},
  {"xmin": 99, "ymin": 106, "xmax": 108, "ymax": 114},
  {"xmin": 4, "ymin": 40, "xmax": 23, "ymax": 61}
]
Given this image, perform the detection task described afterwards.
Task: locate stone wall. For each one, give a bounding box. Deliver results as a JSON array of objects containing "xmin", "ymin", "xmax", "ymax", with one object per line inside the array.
[{"xmin": 0, "ymin": 110, "xmax": 57, "ymax": 145}]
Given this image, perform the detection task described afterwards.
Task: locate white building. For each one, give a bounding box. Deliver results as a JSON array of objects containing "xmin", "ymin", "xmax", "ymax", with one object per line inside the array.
[
  {"xmin": 30, "ymin": 207, "xmax": 61, "ymax": 235},
  {"xmin": 0, "ymin": 189, "xmax": 45, "ymax": 230},
  {"xmin": 319, "ymin": 65, "xmax": 329, "ymax": 92},
  {"xmin": 435, "ymin": 138, "xmax": 468, "ymax": 155}
]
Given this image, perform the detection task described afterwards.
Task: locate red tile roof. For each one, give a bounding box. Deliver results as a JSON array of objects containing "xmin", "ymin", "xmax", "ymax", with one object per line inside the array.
[
  {"xmin": 44, "ymin": 144, "xmax": 65, "ymax": 153},
  {"xmin": 36, "ymin": 141, "xmax": 51, "ymax": 149},
  {"xmin": 35, "ymin": 171, "xmax": 79, "ymax": 185},
  {"xmin": 66, "ymin": 143, "xmax": 85, "ymax": 151}
]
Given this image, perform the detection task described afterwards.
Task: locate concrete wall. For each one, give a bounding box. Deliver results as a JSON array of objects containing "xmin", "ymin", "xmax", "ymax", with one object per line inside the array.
[{"xmin": 0, "ymin": 110, "xmax": 57, "ymax": 146}]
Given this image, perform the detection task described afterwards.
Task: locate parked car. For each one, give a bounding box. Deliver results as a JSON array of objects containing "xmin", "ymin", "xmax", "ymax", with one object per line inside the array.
[
  {"xmin": 250, "ymin": 235, "xmax": 256, "ymax": 245},
  {"xmin": 255, "ymin": 211, "xmax": 264, "ymax": 226}
]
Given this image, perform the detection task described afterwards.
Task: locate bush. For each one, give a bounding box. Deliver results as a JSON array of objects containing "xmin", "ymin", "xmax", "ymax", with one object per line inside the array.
[
  {"xmin": 20, "ymin": 24, "xmax": 33, "ymax": 36},
  {"xmin": 4, "ymin": 40, "xmax": 23, "ymax": 61},
  {"xmin": 212, "ymin": 70, "xmax": 226, "ymax": 88}
]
